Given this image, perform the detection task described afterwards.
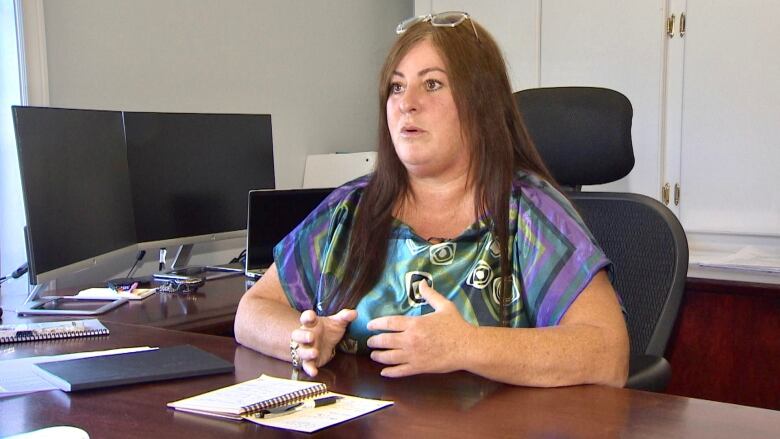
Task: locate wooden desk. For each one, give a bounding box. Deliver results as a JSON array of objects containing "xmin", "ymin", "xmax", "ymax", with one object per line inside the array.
[
  {"xmin": 1, "ymin": 323, "xmax": 778, "ymax": 438},
  {"xmin": 0, "ymin": 275, "xmax": 248, "ymax": 335},
  {"xmin": 666, "ymin": 277, "xmax": 780, "ymax": 410},
  {"xmin": 3, "ymin": 273, "xmax": 778, "ymax": 410}
]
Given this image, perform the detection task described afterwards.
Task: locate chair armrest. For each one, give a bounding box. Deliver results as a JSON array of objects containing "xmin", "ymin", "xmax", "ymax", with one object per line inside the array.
[{"xmin": 626, "ymin": 354, "xmax": 671, "ymax": 392}]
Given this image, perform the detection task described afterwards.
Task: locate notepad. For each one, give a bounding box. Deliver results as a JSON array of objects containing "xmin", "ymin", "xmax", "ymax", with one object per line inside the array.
[
  {"xmin": 168, "ymin": 374, "xmax": 393, "ymax": 432},
  {"xmin": 33, "ymin": 344, "xmax": 234, "ymax": 392},
  {"xmin": 0, "ymin": 319, "xmax": 109, "ymax": 344}
]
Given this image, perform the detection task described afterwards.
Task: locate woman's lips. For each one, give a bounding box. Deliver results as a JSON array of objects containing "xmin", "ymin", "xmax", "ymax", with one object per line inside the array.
[{"xmin": 401, "ymin": 125, "xmax": 425, "ymax": 137}]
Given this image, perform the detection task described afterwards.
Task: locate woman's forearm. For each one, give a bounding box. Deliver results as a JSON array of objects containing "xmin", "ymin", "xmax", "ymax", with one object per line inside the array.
[
  {"xmin": 459, "ymin": 271, "xmax": 629, "ymax": 387},
  {"xmin": 234, "ymin": 294, "xmax": 301, "ymax": 362},
  {"xmin": 461, "ymin": 323, "xmax": 628, "ymax": 387}
]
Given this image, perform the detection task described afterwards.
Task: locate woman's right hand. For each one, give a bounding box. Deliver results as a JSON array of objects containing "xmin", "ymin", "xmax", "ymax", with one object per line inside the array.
[{"xmin": 291, "ymin": 308, "xmax": 357, "ymax": 377}]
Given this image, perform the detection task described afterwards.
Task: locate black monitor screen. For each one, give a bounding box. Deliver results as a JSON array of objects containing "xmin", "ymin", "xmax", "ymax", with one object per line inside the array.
[
  {"xmin": 124, "ymin": 112, "xmax": 275, "ymax": 244},
  {"xmin": 246, "ymin": 188, "xmax": 333, "ymax": 269},
  {"xmin": 13, "ymin": 107, "xmax": 137, "ymax": 284}
]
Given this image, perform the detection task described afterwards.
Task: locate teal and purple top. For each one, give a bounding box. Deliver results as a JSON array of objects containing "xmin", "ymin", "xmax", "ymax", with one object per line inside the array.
[{"xmin": 274, "ymin": 171, "xmax": 613, "ymax": 354}]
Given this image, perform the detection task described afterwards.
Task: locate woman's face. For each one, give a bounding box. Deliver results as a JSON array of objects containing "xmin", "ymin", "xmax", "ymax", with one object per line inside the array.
[{"xmin": 386, "ymin": 39, "xmax": 469, "ymax": 179}]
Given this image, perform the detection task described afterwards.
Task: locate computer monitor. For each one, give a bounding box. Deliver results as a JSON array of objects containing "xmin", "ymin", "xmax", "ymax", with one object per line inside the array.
[
  {"xmin": 13, "ymin": 106, "xmax": 138, "ymax": 285},
  {"xmin": 123, "ymin": 112, "xmax": 275, "ymax": 250}
]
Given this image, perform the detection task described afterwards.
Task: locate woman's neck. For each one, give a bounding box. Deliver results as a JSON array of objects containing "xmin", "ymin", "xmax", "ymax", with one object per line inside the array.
[
  {"xmin": 396, "ymin": 171, "xmax": 477, "ymax": 241},
  {"xmin": 407, "ymin": 171, "xmax": 472, "ymax": 206}
]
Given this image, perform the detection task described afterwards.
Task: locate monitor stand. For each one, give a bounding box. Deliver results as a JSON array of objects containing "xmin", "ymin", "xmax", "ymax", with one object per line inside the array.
[
  {"xmin": 160, "ymin": 244, "xmax": 242, "ymax": 281},
  {"xmin": 170, "ymin": 244, "xmax": 194, "ymax": 270},
  {"xmin": 23, "ymin": 282, "xmax": 47, "ymax": 305},
  {"xmin": 20, "ymin": 282, "xmax": 126, "ymax": 316}
]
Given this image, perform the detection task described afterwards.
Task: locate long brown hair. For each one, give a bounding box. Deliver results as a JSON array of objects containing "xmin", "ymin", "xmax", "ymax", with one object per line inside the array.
[{"xmin": 329, "ymin": 17, "xmax": 554, "ymax": 324}]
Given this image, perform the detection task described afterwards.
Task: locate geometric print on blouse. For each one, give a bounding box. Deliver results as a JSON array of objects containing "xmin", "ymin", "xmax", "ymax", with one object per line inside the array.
[{"xmin": 273, "ymin": 170, "xmax": 612, "ymax": 355}]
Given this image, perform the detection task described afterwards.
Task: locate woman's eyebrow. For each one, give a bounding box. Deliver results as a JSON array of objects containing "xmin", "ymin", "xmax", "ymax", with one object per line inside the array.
[
  {"xmin": 391, "ymin": 67, "xmax": 447, "ymax": 78},
  {"xmin": 418, "ymin": 67, "xmax": 447, "ymax": 76}
]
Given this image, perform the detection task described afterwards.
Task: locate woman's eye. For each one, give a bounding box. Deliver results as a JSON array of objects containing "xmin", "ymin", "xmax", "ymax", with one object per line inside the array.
[
  {"xmin": 390, "ymin": 82, "xmax": 404, "ymax": 94},
  {"xmin": 425, "ymin": 79, "xmax": 442, "ymax": 91}
]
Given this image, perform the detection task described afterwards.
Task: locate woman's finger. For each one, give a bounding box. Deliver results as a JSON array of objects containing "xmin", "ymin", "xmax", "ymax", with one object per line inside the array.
[
  {"xmin": 370, "ymin": 348, "xmax": 407, "ymax": 366},
  {"xmin": 302, "ymin": 359, "xmax": 319, "ymax": 377},
  {"xmin": 296, "ymin": 345, "xmax": 319, "ymax": 361},
  {"xmin": 300, "ymin": 310, "xmax": 318, "ymax": 327},
  {"xmin": 291, "ymin": 328, "xmax": 314, "ymax": 345}
]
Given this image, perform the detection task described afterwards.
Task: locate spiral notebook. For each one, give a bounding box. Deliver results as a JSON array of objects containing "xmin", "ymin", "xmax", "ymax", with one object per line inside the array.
[
  {"xmin": 167, "ymin": 374, "xmax": 393, "ymax": 432},
  {"xmin": 0, "ymin": 319, "xmax": 109, "ymax": 344},
  {"xmin": 168, "ymin": 374, "xmax": 328, "ymax": 420}
]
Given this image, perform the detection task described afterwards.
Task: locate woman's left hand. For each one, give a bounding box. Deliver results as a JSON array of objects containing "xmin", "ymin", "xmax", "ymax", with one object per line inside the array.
[{"xmin": 366, "ymin": 282, "xmax": 476, "ymax": 377}]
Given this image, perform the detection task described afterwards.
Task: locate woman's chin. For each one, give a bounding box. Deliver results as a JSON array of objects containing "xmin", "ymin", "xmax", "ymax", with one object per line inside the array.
[{"xmin": 402, "ymin": 163, "xmax": 444, "ymax": 179}]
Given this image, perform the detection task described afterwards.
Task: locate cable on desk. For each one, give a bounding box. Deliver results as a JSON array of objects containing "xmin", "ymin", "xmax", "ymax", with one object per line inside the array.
[
  {"xmin": 229, "ymin": 249, "xmax": 246, "ymax": 264},
  {"xmin": 0, "ymin": 262, "xmax": 28, "ymax": 285},
  {"xmin": 125, "ymin": 250, "xmax": 146, "ymax": 279}
]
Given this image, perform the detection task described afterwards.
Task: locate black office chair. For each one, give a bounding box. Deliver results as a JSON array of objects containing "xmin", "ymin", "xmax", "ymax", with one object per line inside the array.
[{"xmin": 514, "ymin": 87, "xmax": 689, "ymax": 391}]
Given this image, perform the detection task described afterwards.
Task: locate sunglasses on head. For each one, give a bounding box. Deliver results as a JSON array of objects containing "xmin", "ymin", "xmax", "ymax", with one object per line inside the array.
[{"xmin": 396, "ymin": 11, "xmax": 479, "ymax": 42}]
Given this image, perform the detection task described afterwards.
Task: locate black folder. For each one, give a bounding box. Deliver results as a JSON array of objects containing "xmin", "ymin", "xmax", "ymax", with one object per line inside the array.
[{"xmin": 33, "ymin": 345, "xmax": 234, "ymax": 392}]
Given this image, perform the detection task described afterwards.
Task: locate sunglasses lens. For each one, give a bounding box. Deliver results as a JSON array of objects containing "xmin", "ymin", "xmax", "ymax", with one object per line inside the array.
[
  {"xmin": 396, "ymin": 15, "xmax": 426, "ymax": 34},
  {"xmin": 430, "ymin": 11, "xmax": 467, "ymax": 27}
]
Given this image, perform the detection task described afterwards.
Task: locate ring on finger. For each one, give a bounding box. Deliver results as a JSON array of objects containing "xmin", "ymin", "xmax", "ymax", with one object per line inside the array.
[{"xmin": 290, "ymin": 339, "xmax": 302, "ymax": 370}]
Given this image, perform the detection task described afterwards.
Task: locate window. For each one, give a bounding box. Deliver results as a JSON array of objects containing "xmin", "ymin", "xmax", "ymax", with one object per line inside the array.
[{"xmin": 1, "ymin": 0, "xmax": 43, "ymax": 293}]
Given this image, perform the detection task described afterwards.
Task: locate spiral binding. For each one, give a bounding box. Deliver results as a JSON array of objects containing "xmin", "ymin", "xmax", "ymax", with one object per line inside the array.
[
  {"xmin": 241, "ymin": 383, "xmax": 328, "ymax": 414},
  {"xmin": 0, "ymin": 327, "xmax": 109, "ymax": 344}
]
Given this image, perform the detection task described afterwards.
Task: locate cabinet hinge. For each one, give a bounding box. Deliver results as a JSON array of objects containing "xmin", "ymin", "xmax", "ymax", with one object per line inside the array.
[
  {"xmin": 662, "ymin": 183, "xmax": 671, "ymax": 205},
  {"xmin": 666, "ymin": 14, "xmax": 676, "ymax": 38},
  {"xmin": 680, "ymin": 12, "xmax": 687, "ymax": 37},
  {"xmin": 674, "ymin": 183, "xmax": 681, "ymax": 206}
]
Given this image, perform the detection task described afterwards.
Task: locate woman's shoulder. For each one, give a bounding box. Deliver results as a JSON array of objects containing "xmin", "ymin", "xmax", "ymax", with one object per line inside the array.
[
  {"xmin": 315, "ymin": 174, "xmax": 371, "ymax": 213},
  {"xmin": 283, "ymin": 174, "xmax": 371, "ymax": 243},
  {"xmin": 511, "ymin": 170, "xmax": 581, "ymax": 223},
  {"xmin": 512, "ymin": 170, "xmax": 566, "ymax": 201}
]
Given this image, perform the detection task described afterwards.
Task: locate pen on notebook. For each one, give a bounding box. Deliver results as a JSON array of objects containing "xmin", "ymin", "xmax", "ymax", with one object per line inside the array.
[
  {"xmin": 256, "ymin": 396, "xmax": 341, "ymax": 419},
  {"xmin": 302, "ymin": 395, "xmax": 340, "ymax": 408}
]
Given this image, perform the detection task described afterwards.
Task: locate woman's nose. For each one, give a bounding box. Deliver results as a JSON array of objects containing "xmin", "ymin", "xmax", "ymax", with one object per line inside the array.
[{"xmin": 399, "ymin": 89, "xmax": 419, "ymax": 114}]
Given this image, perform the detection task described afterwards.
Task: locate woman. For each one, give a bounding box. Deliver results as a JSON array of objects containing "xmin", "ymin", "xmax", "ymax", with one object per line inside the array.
[{"xmin": 235, "ymin": 12, "xmax": 629, "ymax": 387}]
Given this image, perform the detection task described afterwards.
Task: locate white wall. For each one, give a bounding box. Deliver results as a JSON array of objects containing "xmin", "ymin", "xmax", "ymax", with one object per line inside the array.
[{"xmin": 4, "ymin": 0, "xmax": 413, "ymax": 291}]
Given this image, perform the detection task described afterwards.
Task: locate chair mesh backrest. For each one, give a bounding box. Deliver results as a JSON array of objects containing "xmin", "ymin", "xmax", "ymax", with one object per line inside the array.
[{"xmin": 569, "ymin": 193, "xmax": 688, "ymax": 356}]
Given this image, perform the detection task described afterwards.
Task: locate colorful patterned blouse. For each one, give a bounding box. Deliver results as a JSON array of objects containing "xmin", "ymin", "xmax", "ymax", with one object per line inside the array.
[{"xmin": 274, "ymin": 171, "xmax": 612, "ymax": 354}]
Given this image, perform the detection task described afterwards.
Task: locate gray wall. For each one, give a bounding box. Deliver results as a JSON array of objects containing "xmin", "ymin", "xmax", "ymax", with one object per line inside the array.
[
  {"xmin": 30, "ymin": 0, "xmax": 412, "ymax": 289},
  {"xmin": 43, "ymin": 0, "xmax": 410, "ymax": 189}
]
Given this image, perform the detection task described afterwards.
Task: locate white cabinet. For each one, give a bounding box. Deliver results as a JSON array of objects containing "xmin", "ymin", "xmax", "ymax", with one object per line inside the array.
[
  {"xmin": 419, "ymin": 1, "xmax": 667, "ymax": 198},
  {"xmin": 538, "ymin": 1, "xmax": 667, "ymax": 198},
  {"xmin": 415, "ymin": 0, "xmax": 780, "ymax": 263},
  {"xmin": 671, "ymin": 1, "xmax": 780, "ymax": 238}
]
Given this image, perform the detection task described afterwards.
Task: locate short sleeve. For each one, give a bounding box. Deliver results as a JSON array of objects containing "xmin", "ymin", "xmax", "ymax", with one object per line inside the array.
[
  {"xmin": 512, "ymin": 177, "xmax": 612, "ymax": 327},
  {"xmin": 273, "ymin": 179, "xmax": 367, "ymax": 312}
]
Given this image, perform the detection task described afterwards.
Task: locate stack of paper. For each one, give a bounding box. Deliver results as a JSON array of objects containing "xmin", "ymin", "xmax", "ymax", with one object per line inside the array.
[{"xmin": 693, "ymin": 246, "xmax": 780, "ymax": 273}]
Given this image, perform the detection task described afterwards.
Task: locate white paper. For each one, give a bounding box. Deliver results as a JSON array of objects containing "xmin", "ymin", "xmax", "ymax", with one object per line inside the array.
[
  {"xmin": 0, "ymin": 346, "xmax": 155, "ymax": 397},
  {"xmin": 244, "ymin": 392, "xmax": 393, "ymax": 433},
  {"xmin": 75, "ymin": 287, "xmax": 157, "ymax": 300},
  {"xmin": 4, "ymin": 426, "xmax": 90, "ymax": 439}
]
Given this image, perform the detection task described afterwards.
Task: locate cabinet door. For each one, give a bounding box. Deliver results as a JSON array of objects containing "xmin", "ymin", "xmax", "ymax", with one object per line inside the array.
[
  {"xmin": 677, "ymin": 0, "xmax": 780, "ymax": 236},
  {"xmin": 419, "ymin": 0, "xmax": 540, "ymax": 91},
  {"xmin": 539, "ymin": 1, "xmax": 667, "ymax": 198}
]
